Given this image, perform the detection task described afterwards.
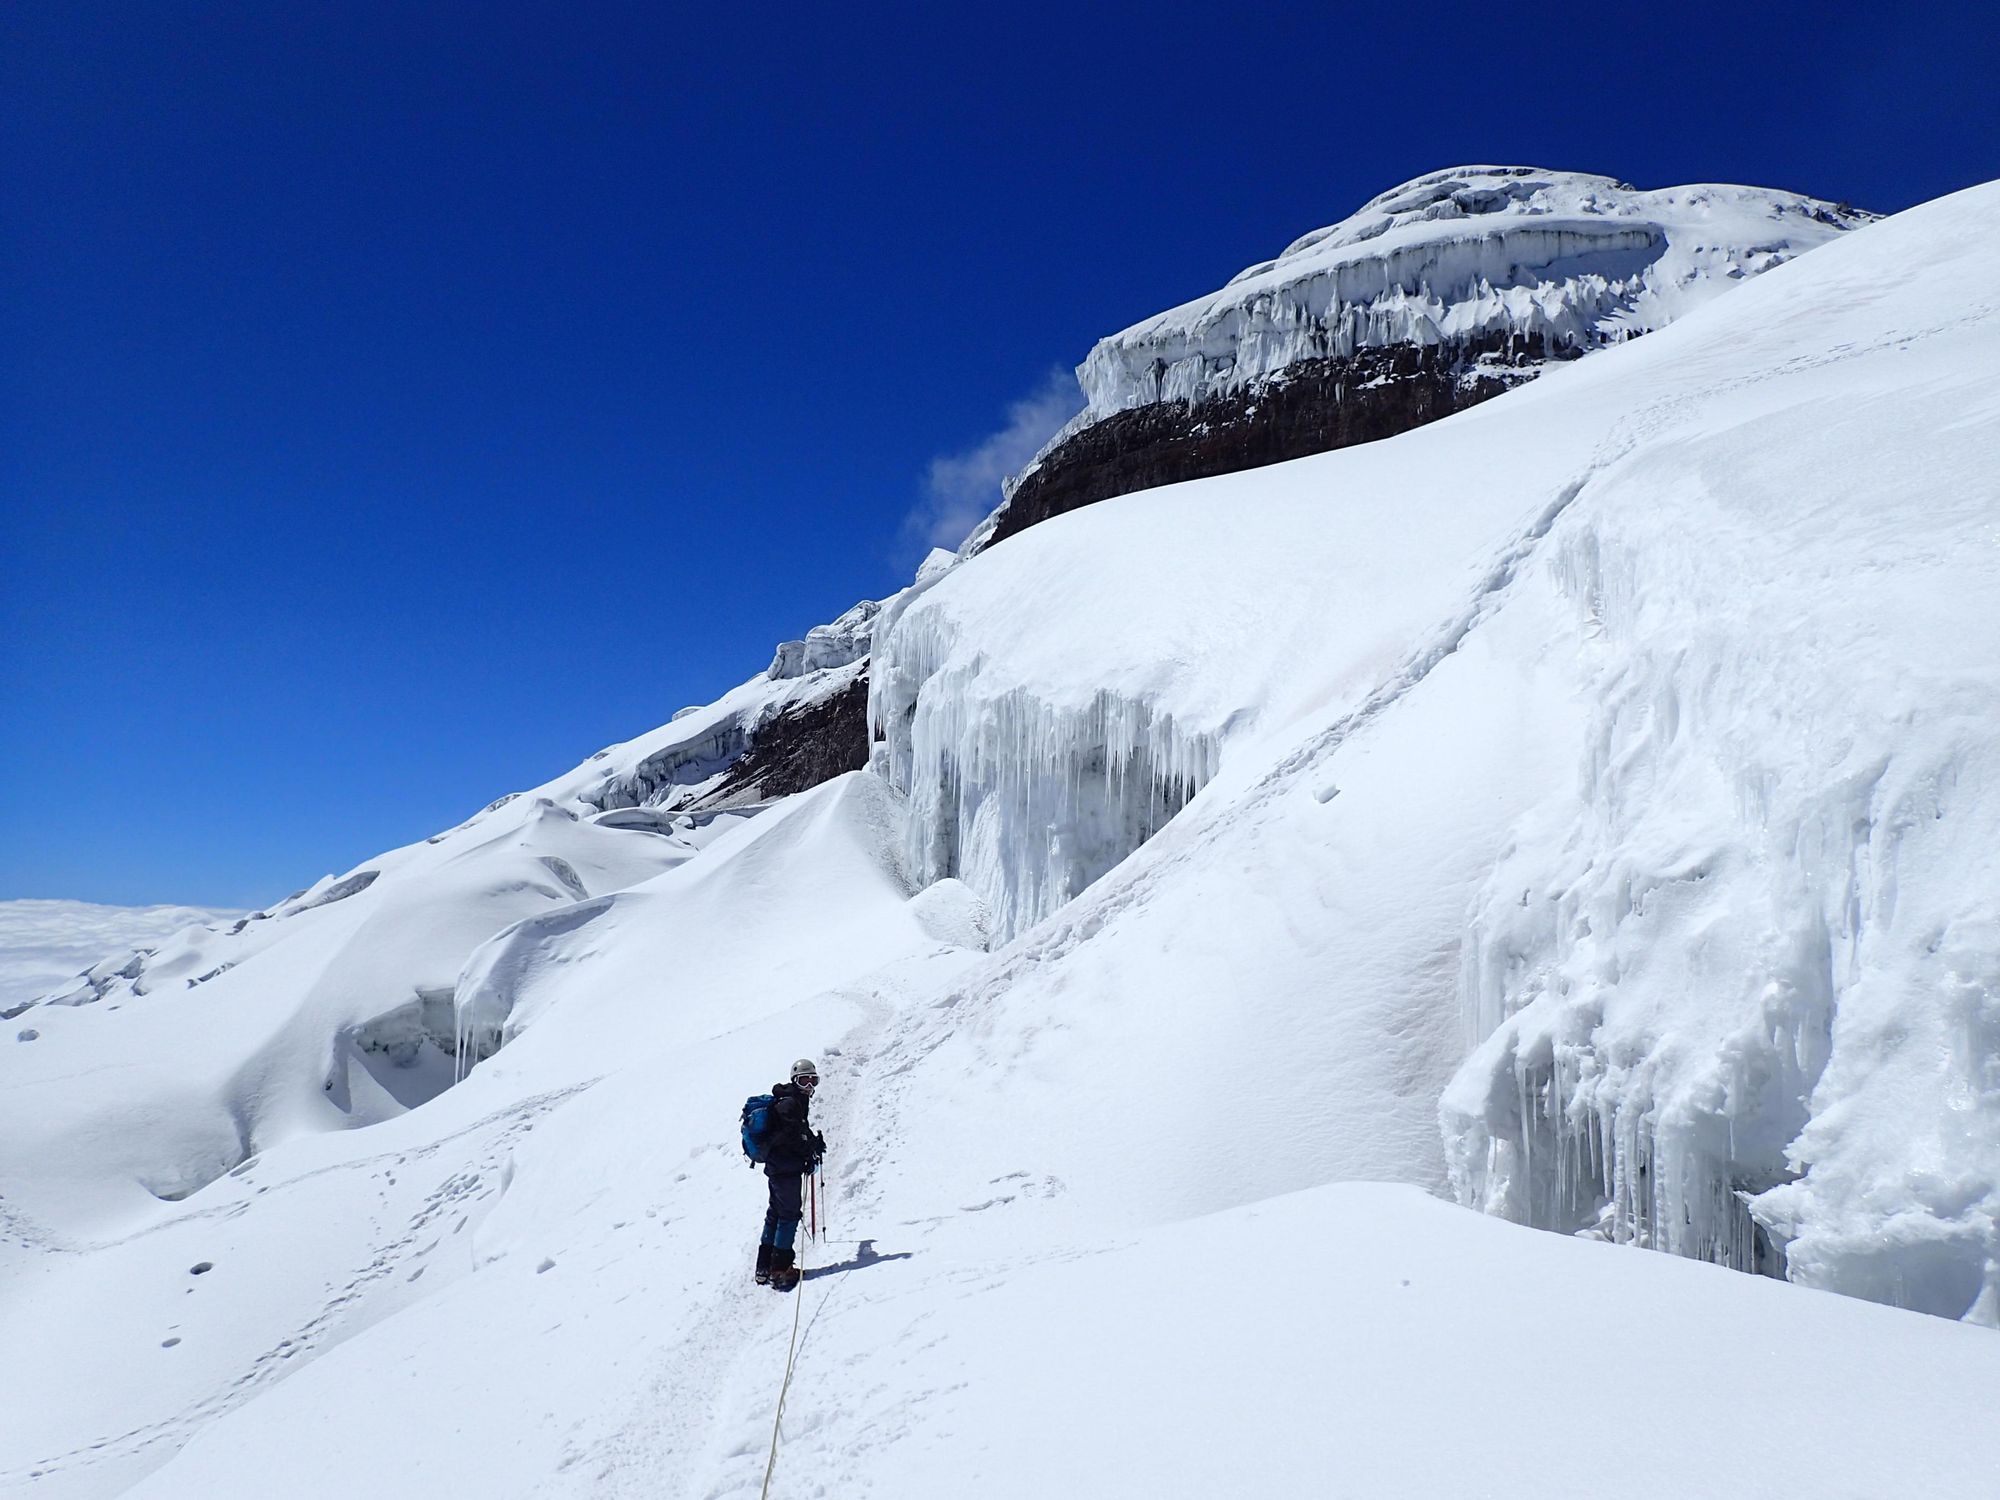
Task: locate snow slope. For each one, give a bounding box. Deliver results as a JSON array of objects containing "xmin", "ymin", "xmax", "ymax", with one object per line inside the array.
[
  {"xmin": 110, "ymin": 1188, "xmax": 2000, "ymax": 1500},
  {"xmin": 5, "ymin": 179, "xmax": 1999, "ymax": 1498},
  {"xmin": 0, "ymin": 613, "xmax": 883, "ymax": 1232},
  {"xmin": 1, "ymin": 772, "xmax": 982, "ymax": 1497},
  {"xmin": 871, "ymin": 177, "xmax": 2000, "ymax": 1312},
  {"xmin": 0, "ymin": 901, "xmax": 242, "ymax": 1015}
]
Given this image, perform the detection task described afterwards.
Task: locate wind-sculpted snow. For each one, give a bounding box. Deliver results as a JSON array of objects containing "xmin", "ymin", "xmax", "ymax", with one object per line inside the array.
[
  {"xmin": 450, "ymin": 772, "xmax": 944, "ymax": 1077},
  {"xmin": 0, "ymin": 797, "xmax": 696, "ymax": 1218},
  {"xmin": 0, "ymin": 597, "xmax": 888, "ymax": 1225},
  {"xmin": 1, "ymin": 770, "xmax": 981, "ymax": 1499}
]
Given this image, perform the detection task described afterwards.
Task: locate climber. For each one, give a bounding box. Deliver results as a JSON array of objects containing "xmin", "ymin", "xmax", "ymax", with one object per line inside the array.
[{"xmin": 745, "ymin": 1058, "xmax": 826, "ymax": 1292}]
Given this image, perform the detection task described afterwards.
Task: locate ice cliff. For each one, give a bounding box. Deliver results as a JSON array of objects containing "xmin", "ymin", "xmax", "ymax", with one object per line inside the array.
[
  {"xmin": 1078, "ymin": 166, "xmax": 1865, "ymax": 415},
  {"xmin": 983, "ymin": 167, "xmax": 1869, "ymax": 545}
]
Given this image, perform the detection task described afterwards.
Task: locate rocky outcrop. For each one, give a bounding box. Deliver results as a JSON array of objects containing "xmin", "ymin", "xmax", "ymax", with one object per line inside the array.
[
  {"xmin": 990, "ymin": 333, "xmax": 1571, "ymax": 545},
  {"xmin": 571, "ymin": 599, "xmax": 884, "ymax": 818},
  {"xmin": 694, "ymin": 673, "xmax": 872, "ymax": 806},
  {"xmin": 565, "ymin": 170, "xmax": 1871, "ymax": 823}
]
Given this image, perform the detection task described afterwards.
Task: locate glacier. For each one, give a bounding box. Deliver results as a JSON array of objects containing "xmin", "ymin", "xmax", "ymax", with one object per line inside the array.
[
  {"xmin": 1070, "ymin": 165, "xmax": 1867, "ymax": 422},
  {"xmin": 985, "ymin": 166, "xmax": 1870, "ymax": 547},
  {"xmin": 4, "ymin": 170, "xmax": 1999, "ymax": 1500},
  {"xmin": 873, "ymin": 180, "xmax": 2000, "ymax": 1315},
  {"xmin": 0, "ymin": 616, "xmax": 888, "ymax": 1216}
]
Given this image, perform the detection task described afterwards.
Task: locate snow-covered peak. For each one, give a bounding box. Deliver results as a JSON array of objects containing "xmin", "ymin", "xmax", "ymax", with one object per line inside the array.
[
  {"xmin": 1074, "ymin": 165, "xmax": 1869, "ymax": 419},
  {"xmin": 1258, "ymin": 164, "xmax": 1848, "ymax": 272},
  {"xmin": 982, "ymin": 166, "xmax": 1870, "ymax": 552}
]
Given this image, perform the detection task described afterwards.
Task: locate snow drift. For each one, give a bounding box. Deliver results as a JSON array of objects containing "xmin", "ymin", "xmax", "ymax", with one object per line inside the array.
[
  {"xmin": 0, "ymin": 614, "xmax": 907, "ymax": 1240},
  {"xmin": 0, "ymin": 901, "xmax": 242, "ymax": 1016}
]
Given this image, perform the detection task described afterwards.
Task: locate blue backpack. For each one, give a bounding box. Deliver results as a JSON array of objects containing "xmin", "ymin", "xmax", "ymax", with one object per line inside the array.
[{"xmin": 740, "ymin": 1094, "xmax": 777, "ymax": 1164}]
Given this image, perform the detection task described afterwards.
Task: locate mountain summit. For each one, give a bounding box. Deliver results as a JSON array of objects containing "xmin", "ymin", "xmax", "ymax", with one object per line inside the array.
[{"xmin": 983, "ymin": 166, "xmax": 1869, "ymax": 545}]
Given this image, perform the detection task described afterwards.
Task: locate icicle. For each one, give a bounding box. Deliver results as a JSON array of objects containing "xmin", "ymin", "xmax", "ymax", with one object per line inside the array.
[{"xmin": 875, "ymin": 597, "xmax": 1224, "ymax": 942}]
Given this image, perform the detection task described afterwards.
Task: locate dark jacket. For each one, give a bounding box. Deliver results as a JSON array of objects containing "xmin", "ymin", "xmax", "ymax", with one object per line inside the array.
[{"xmin": 763, "ymin": 1080, "xmax": 824, "ymax": 1176}]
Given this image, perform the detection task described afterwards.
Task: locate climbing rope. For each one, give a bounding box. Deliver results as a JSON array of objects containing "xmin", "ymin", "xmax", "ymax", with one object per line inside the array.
[
  {"xmin": 758, "ymin": 1170, "xmax": 822, "ymax": 1500},
  {"xmin": 756, "ymin": 1249, "xmax": 806, "ymax": 1500}
]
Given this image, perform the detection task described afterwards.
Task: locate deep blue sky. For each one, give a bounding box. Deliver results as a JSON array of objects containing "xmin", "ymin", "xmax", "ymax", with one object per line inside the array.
[{"xmin": 4, "ymin": 2, "xmax": 1995, "ymax": 907}]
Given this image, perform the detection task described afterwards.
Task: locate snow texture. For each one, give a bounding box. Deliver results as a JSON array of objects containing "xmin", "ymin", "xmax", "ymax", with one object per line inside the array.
[
  {"xmin": 3, "ymin": 173, "xmax": 1999, "ymax": 1500},
  {"xmin": 0, "ymin": 608, "xmax": 887, "ymax": 1218},
  {"xmin": 1093, "ymin": 165, "xmax": 1864, "ymax": 409}
]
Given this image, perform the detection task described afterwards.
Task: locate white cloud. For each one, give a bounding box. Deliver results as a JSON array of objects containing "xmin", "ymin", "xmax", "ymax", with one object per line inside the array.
[
  {"xmin": 0, "ymin": 898, "xmax": 244, "ymax": 1010},
  {"xmin": 906, "ymin": 368, "xmax": 1084, "ymax": 554}
]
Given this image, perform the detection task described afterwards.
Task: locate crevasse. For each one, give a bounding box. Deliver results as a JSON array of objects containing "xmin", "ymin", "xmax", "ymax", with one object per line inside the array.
[{"xmin": 871, "ymin": 594, "xmax": 1220, "ymax": 943}]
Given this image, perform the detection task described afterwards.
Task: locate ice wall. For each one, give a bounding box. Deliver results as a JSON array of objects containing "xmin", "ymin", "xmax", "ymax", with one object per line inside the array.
[
  {"xmin": 1059, "ymin": 168, "xmax": 1866, "ymax": 433},
  {"xmin": 1435, "ymin": 267, "xmax": 2000, "ymax": 1322},
  {"xmin": 871, "ymin": 588, "xmax": 1219, "ymax": 941},
  {"xmin": 574, "ymin": 602, "xmax": 882, "ymax": 814}
]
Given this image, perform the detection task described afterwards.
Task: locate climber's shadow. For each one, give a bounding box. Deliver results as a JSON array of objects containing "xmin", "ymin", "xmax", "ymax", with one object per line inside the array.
[{"xmin": 803, "ymin": 1238, "xmax": 914, "ymax": 1281}]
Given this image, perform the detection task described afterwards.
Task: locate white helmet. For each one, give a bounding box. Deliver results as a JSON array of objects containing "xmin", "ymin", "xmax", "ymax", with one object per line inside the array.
[{"xmin": 791, "ymin": 1058, "xmax": 820, "ymax": 1084}]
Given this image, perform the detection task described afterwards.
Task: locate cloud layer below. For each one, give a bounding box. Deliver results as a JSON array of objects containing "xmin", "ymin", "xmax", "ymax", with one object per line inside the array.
[{"xmin": 0, "ymin": 899, "xmax": 243, "ymax": 1010}]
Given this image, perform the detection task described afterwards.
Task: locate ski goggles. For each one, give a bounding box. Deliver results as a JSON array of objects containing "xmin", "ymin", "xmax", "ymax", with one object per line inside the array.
[{"xmin": 793, "ymin": 1073, "xmax": 819, "ymax": 1089}]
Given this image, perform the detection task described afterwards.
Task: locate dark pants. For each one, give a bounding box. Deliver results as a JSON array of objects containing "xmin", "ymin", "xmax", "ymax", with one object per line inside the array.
[{"xmin": 761, "ymin": 1171, "xmax": 803, "ymax": 1251}]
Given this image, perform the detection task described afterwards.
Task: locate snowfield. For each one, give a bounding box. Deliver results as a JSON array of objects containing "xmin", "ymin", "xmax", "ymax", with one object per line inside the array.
[{"xmin": 4, "ymin": 175, "xmax": 2000, "ymax": 1498}]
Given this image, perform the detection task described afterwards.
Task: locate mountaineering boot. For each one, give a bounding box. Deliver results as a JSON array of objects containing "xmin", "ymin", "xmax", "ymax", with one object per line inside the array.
[
  {"xmin": 768, "ymin": 1247, "xmax": 799, "ymax": 1293},
  {"xmin": 754, "ymin": 1243, "xmax": 773, "ymax": 1285}
]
